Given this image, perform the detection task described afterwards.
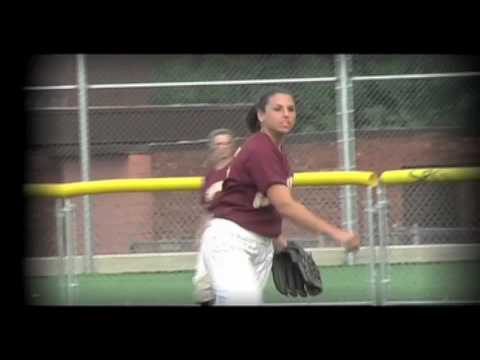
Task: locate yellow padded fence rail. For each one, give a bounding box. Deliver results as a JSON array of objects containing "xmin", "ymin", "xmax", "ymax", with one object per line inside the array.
[
  {"xmin": 24, "ymin": 171, "xmax": 378, "ymax": 198},
  {"xmin": 293, "ymin": 171, "xmax": 377, "ymax": 187},
  {"xmin": 380, "ymin": 167, "xmax": 480, "ymax": 185}
]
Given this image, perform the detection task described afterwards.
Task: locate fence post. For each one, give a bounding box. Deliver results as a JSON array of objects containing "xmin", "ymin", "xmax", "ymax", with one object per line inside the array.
[
  {"xmin": 55, "ymin": 198, "xmax": 66, "ymax": 303},
  {"xmin": 77, "ymin": 54, "xmax": 95, "ymax": 274},
  {"xmin": 365, "ymin": 186, "xmax": 379, "ymax": 305},
  {"xmin": 335, "ymin": 54, "xmax": 358, "ymax": 265},
  {"xmin": 64, "ymin": 199, "xmax": 79, "ymax": 305},
  {"xmin": 376, "ymin": 183, "xmax": 390, "ymax": 305}
]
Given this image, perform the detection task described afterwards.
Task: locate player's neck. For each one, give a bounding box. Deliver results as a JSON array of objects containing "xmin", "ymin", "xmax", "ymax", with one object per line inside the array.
[
  {"xmin": 261, "ymin": 128, "xmax": 285, "ymax": 148},
  {"xmin": 215, "ymin": 157, "xmax": 232, "ymax": 170}
]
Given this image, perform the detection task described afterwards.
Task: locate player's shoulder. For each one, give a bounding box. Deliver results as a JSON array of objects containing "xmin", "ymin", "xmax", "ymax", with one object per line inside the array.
[
  {"xmin": 206, "ymin": 164, "xmax": 228, "ymax": 179},
  {"xmin": 243, "ymin": 132, "xmax": 276, "ymax": 152},
  {"xmin": 237, "ymin": 132, "xmax": 287, "ymax": 168}
]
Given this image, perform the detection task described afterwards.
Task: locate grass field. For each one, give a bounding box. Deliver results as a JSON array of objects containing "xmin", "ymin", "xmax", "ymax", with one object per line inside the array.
[{"xmin": 25, "ymin": 261, "xmax": 480, "ymax": 305}]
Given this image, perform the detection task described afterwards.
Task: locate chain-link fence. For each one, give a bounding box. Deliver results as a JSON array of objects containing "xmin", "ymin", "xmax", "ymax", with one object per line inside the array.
[
  {"xmin": 353, "ymin": 54, "xmax": 480, "ymax": 252},
  {"xmin": 25, "ymin": 55, "xmax": 84, "ymax": 263},
  {"xmin": 25, "ymin": 54, "xmax": 480, "ymax": 266},
  {"xmin": 375, "ymin": 178, "xmax": 480, "ymax": 304},
  {"xmin": 384, "ymin": 182, "xmax": 479, "ymax": 246}
]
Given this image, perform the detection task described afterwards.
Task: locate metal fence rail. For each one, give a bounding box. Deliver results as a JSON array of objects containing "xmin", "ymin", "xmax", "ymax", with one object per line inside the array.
[
  {"xmin": 376, "ymin": 167, "xmax": 480, "ymax": 305},
  {"xmin": 25, "ymin": 55, "xmax": 480, "ymax": 303}
]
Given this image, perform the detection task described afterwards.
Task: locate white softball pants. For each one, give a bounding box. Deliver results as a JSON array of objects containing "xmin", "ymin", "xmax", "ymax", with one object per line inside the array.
[
  {"xmin": 199, "ymin": 218, "xmax": 274, "ymax": 305},
  {"xmin": 192, "ymin": 251, "xmax": 215, "ymax": 303}
]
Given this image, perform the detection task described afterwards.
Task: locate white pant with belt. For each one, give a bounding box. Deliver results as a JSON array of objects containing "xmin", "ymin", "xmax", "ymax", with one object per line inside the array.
[{"xmin": 199, "ymin": 218, "xmax": 274, "ymax": 305}]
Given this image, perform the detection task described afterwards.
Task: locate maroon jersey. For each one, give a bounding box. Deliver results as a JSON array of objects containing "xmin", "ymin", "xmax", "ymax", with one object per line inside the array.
[
  {"xmin": 200, "ymin": 165, "xmax": 229, "ymax": 210},
  {"xmin": 213, "ymin": 132, "xmax": 293, "ymax": 237}
]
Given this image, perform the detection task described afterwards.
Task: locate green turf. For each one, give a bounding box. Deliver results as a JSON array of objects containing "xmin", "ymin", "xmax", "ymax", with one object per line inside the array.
[{"xmin": 25, "ymin": 261, "xmax": 480, "ymax": 305}]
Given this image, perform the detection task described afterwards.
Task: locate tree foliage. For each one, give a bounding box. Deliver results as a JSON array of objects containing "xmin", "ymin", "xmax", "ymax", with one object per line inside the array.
[{"xmin": 151, "ymin": 55, "xmax": 480, "ymax": 132}]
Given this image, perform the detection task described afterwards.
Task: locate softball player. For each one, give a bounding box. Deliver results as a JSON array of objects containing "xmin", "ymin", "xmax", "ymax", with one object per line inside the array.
[
  {"xmin": 193, "ymin": 129, "xmax": 236, "ymax": 305},
  {"xmin": 199, "ymin": 88, "xmax": 360, "ymax": 305}
]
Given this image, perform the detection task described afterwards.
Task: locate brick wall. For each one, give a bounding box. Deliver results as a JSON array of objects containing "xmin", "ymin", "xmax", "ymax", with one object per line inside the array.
[{"xmin": 26, "ymin": 130, "xmax": 479, "ymax": 256}]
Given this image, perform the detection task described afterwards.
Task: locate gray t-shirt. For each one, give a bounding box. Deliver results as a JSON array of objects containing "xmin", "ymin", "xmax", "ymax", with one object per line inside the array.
[{"xmin": 213, "ymin": 132, "xmax": 293, "ymax": 237}]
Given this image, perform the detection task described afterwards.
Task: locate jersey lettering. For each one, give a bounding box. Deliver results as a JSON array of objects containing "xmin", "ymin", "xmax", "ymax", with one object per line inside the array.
[{"xmin": 252, "ymin": 176, "xmax": 294, "ymax": 208}]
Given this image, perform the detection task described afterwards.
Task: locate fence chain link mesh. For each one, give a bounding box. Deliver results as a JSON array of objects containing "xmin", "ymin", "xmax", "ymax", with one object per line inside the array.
[
  {"xmin": 25, "ymin": 54, "xmax": 480, "ymax": 304},
  {"xmin": 25, "ymin": 54, "xmax": 480, "ymax": 253}
]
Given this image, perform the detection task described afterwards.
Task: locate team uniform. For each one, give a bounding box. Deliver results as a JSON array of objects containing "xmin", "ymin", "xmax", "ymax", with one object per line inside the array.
[
  {"xmin": 200, "ymin": 132, "xmax": 293, "ymax": 305},
  {"xmin": 192, "ymin": 165, "xmax": 229, "ymax": 304}
]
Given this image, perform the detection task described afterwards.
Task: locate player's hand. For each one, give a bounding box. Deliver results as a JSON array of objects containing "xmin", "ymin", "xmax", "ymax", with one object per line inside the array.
[
  {"xmin": 334, "ymin": 230, "xmax": 360, "ymax": 252},
  {"xmin": 273, "ymin": 233, "xmax": 288, "ymax": 252}
]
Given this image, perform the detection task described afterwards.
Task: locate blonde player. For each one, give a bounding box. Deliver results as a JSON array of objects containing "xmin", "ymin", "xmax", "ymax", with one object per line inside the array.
[{"xmin": 193, "ymin": 128, "xmax": 236, "ymax": 305}]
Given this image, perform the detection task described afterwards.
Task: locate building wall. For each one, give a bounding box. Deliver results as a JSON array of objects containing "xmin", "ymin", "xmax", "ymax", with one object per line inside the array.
[{"xmin": 26, "ymin": 130, "xmax": 480, "ymax": 256}]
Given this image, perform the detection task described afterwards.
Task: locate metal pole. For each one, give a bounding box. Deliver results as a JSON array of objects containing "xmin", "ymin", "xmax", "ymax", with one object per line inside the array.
[
  {"xmin": 382, "ymin": 186, "xmax": 392, "ymax": 294},
  {"xmin": 335, "ymin": 54, "xmax": 358, "ymax": 265},
  {"xmin": 55, "ymin": 198, "xmax": 66, "ymax": 304},
  {"xmin": 70, "ymin": 199, "xmax": 79, "ymax": 302},
  {"xmin": 64, "ymin": 199, "xmax": 75, "ymax": 305},
  {"xmin": 77, "ymin": 54, "xmax": 95, "ymax": 273},
  {"xmin": 365, "ymin": 186, "xmax": 378, "ymax": 305},
  {"xmin": 376, "ymin": 184, "xmax": 389, "ymax": 305}
]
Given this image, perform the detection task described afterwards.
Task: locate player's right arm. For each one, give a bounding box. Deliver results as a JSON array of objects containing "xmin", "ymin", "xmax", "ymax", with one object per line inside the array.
[{"xmin": 267, "ymin": 184, "xmax": 359, "ymax": 252}]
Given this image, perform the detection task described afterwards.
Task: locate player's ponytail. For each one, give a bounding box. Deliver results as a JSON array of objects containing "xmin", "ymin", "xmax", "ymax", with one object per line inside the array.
[{"xmin": 245, "ymin": 105, "xmax": 261, "ymax": 133}]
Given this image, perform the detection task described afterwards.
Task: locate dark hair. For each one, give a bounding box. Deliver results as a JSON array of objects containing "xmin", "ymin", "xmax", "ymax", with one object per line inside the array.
[{"xmin": 245, "ymin": 87, "xmax": 295, "ymax": 133}]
